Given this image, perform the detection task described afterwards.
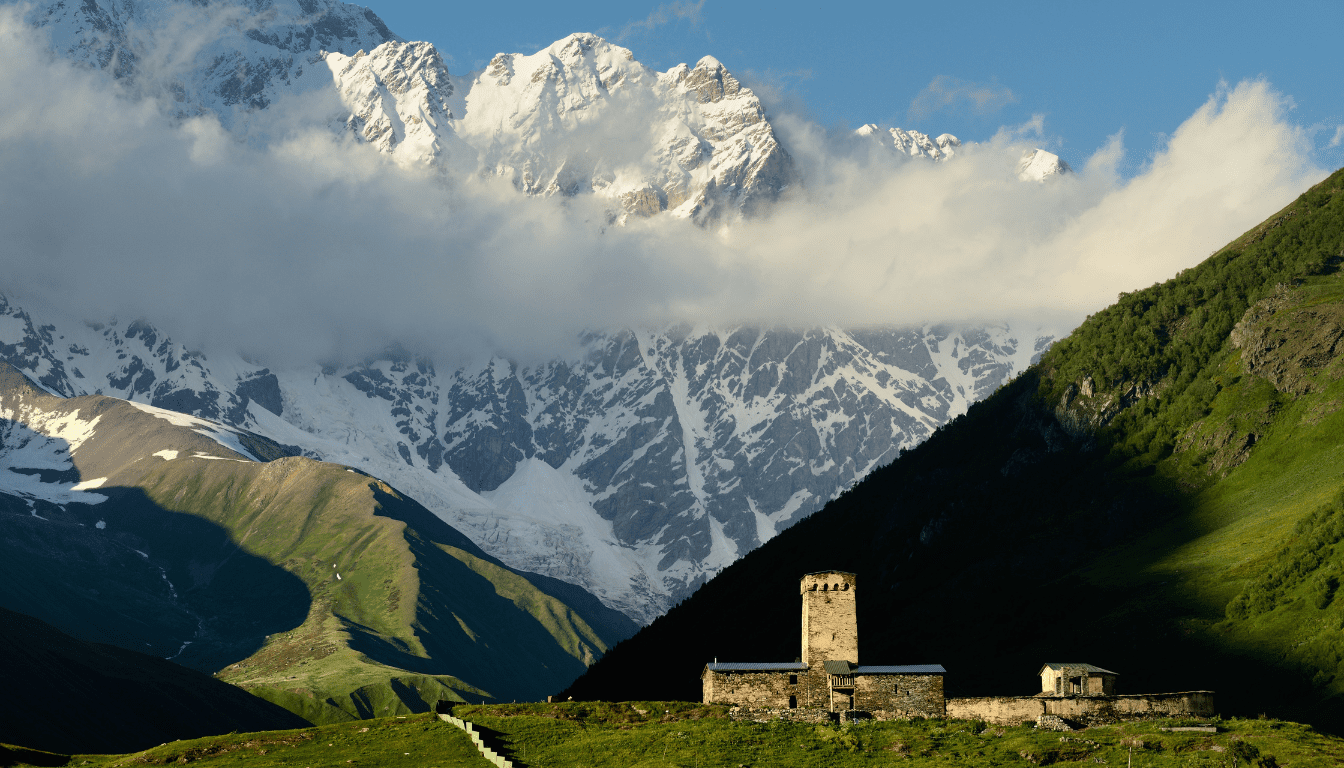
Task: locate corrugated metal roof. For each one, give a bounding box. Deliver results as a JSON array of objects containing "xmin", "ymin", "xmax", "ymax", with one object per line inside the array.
[
  {"xmin": 823, "ymin": 660, "xmax": 855, "ymax": 674},
  {"xmin": 852, "ymin": 664, "xmax": 947, "ymax": 675},
  {"xmin": 1039, "ymin": 663, "xmax": 1118, "ymax": 675},
  {"xmin": 705, "ymin": 662, "xmax": 808, "ymax": 672}
]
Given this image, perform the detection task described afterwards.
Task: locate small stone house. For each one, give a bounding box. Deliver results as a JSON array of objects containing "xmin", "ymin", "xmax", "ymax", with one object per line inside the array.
[
  {"xmin": 701, "ymin": 571, "xmax": 946, "ymax": 716},
  {"xmin": 1038, "ymin": 663, "xmax": 1118, "ymax": 696}
]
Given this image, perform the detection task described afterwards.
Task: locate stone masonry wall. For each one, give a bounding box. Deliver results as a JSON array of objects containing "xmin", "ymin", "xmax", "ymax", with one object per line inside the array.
[
  {"xmin": 856, "ymin": 674, "xmax": 945, "ymax": 716},
  {"xmin": 1052, "ymin": 691, "xmax": 1215, "ymax": 721},
  {"xmin": 947, "ymin": 696, "xmax": 1046, "ymax": 726},
  {"xmin": 702, "ymin": 670, "xmax": 798, "ymax": 708},
  {"xmin": 947, "ymin": 692, "xmax": 1216, "ymax": 727}
]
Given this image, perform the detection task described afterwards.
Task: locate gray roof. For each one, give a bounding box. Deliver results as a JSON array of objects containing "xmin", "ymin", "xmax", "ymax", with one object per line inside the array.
[
  {"xmin": 853, "ymin": 664, "xmax": 946, "ymax": 675},
  {"xmin": 1039, "ymin": 663, "xmax": 1118, "ymax": 675},
  {"xmin": 705, "ymin": 662, "xmax": 808, "ymax": 672},
  {"xmin": 823, "ymin": 660, "xmax": 855, "ymax": 675}
]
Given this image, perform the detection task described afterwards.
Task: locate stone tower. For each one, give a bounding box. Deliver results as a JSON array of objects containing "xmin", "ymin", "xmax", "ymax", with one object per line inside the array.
[{"xmin": 800, "ymin": 571, "xmax": 858, "ymax": 665}]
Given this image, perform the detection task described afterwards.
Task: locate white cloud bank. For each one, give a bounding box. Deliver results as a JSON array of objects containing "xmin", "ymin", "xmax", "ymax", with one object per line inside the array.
[
  {"xmin": 737, "ymin": 78, "xmax": 1324, "ymax": 332},
  {"xmin": 0, "ymin": 8, "xmax": 1328, "ymax": 367}
]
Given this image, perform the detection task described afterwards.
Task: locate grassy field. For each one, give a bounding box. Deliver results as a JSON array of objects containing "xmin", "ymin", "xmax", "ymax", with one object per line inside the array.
[
  {"xmin": 9, "ymin": 705, "xmax": 1344, "ymax": 768},
  {"xmin": 0, "ymin": 714, "xmax": 482, "ymax": 768},
  {"xmin": 459, "ymin": 703, "xmax": 1344, "ymax": 768}
]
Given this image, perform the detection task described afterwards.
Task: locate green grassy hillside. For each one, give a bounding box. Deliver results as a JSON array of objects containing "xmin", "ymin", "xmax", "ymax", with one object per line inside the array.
[
  {"xmin": 561, "ymin": 168, "xmax": 1344, "ymax": 729},
  {"xmin": 9, "ymin": 706, "xmax": 1344, "ymax": 768},
  {"xmin": 0, "ymin": 363, "xmax": 637, "ymax": 738}
]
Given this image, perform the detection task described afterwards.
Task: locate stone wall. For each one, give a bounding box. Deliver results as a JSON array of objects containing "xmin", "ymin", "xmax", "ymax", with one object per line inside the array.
[
  {"xmin": 702, "ymin": 670, "xmax": 798, "ymax": 708},
  {"xmin": 947, "ymin": 696, "xmax": 1047, "ymax": 726},
  {"xmin": 855, "ymin": 674, "xmax": 945, "ymax": 716},
  {"xmin": 947, "ymin": 692, "xmax": 1216, "ymax": 727}
]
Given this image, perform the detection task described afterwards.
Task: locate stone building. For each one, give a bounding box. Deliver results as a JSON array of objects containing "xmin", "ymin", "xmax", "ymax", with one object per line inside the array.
[
  {"xmin": 1038, "ymin": 663, "xmax": 1118, "ymax": 696},
  {"xmin": 701, "ymin": 571, "xmax": 946, "ymax": 716},
  {"xmin": 945, "ymin": 662, "xmax": 1213, "ymax": 726}
]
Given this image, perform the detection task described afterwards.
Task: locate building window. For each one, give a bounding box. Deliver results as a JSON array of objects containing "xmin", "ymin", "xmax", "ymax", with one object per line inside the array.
[
  {"xmin": 893, "ymin": 683, "xmax": 900, "ymax": 694},
  {"xmin": 789, "ymin": 674, "xmax": 798, "ymax": 685},
  {"xmin": 789, "ymin": 695, "xmax": 797, "ymax": 709}
]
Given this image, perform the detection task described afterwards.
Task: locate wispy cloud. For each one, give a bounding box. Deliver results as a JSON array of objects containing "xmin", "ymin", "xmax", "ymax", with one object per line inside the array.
[
  {"xmin": 616, "ymin": 0, "xmax": 706, "ymax": 43},
  {"xmin": 909, "ymin": 75, "xmax": 1018, "ymax": 121},
  {"xmin": 1330, "ymin": 125, "xmax": 1344, "ymax": 148}
]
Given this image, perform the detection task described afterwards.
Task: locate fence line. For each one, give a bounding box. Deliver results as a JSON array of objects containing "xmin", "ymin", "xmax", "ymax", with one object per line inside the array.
[{"xmin": 437, "ymin": 713, "xmax": 515, "ymax": 768}]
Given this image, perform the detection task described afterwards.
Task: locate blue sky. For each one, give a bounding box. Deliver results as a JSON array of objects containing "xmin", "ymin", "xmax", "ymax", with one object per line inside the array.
[{"xmin": 368, "ymin": 0, "xmax": 1344, "ymax": 176}]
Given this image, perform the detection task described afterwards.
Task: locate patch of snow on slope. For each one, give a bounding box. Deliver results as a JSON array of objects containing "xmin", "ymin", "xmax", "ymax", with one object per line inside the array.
[
  {"xmin": 0, "ymin": 408, "xmax": 108, "ymax": 505},
  {"xmin": 125, "ymin": 400, "xmax": 259, "ymax": 460}
]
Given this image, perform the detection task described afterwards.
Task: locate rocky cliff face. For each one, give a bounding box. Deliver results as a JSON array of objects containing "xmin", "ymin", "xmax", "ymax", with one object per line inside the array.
[{"xmin": 0, "ymin": 294, "xmax": 1053, "ymax": 623}]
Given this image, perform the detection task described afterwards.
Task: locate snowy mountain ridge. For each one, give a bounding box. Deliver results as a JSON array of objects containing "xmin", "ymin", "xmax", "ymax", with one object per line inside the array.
[
  {"xmin": 22, "ymin": 0, "xmax": 1011, "ymax": 222},
  {"xmin": 855, "ymin": 123, "xmax": 962, "ymax": 161},
  {"xmin": 0, "ymin": 295, "xmax": 1054, "ymax": 623}
]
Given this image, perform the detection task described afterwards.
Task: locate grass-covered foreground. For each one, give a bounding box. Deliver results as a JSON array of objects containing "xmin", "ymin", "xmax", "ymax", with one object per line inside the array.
[
  {"xmin": 12, "ymin": 704, "xmax": 1343, "ymax": 768},
  {"xmin": 0, "ymin": 714, "xmax": 480, "ymax": 768},
  {"xmin": 460, "ymin": 702, "xmax": 1344, "ymax": 767}
]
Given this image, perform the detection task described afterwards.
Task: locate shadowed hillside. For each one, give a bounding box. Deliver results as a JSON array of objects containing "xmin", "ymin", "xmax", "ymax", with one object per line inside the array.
[{"xmin": 0, "ymin": 607, "xmax": 309, "ymax": 754}]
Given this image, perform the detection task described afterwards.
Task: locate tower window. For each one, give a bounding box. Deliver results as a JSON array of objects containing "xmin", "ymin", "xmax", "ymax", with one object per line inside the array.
[{"xmin": 789, "ymin": 674, "xmax": 798, "ymax": 685}]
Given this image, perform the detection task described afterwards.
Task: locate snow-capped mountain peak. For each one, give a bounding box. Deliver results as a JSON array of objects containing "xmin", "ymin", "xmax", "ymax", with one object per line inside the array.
[
  {"xmin": 323, "ymin": 40, "xmax": 465, "ymax": 167},
  {"xmin": 856, "ymin": 123, "xmax": 960, "ymax": 162},
  {"xmin": 1016, "ymin": 148, "xmax": 1071, "ymax": 181},
  {"xmin": 449, "ymin": 33, "xmax": 791, "ymax": 220}
]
